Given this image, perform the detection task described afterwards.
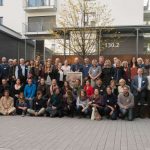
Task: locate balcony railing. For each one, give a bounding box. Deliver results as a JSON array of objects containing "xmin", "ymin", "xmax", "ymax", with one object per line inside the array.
[
  {"xmin": 23, "ymin": 21, "xmax": 56, "ymax": 34},
  {"xmin": 24, "ymin": 0, "xmax": 57, "ymax": 11}
]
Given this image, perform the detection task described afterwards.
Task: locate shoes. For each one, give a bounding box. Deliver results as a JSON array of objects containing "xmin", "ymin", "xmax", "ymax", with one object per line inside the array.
[{"xmin": 22, "ymin": 112, "xmax": 25, "ymax": 117}]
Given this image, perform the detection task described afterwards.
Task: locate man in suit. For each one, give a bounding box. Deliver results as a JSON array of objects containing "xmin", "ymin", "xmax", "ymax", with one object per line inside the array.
[
  {"xmin": 15, "ymin": 58, "xmax": 28, "ymax": 85},
  {"xmin": 131, "ymin": 68, "xmax": 148, "ymax": 117}
]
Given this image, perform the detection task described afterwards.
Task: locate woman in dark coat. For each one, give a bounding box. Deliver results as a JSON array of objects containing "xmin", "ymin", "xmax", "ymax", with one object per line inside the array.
[
  {"xmin": 102, "ymin": 59, "xmax": 114, "ymax": 87},
  {"xmin": 103, "ymin": 86, "xmax": 118, "ymax": 120}
]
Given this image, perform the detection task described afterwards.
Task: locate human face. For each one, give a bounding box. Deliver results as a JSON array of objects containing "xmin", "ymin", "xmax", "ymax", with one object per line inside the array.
[
  {"xmin": 52, "ymin": 79, "xmax": 57, "ymax": 86},
  {"xmin": 30, "ymin": 60, "xmax": 34, "ymax": 66},
  {"xmin": 20, "ymin": 59, "xmax": 25, "ymax": 65},
  {"xmin": 2, "ymin": 79, "xmax": 7, "ymax": 85},
  {"xmin": 4, "ymin": 91, "xmax": 9, "ymax": 97},
  {"xmin": 16, "ymin": 79, "xmax": 21, "ymax": 85},
  {"xmin": 116, "ymin": 61, "xmax": 120, "ymax": 67},
  {"xmin": 84, "ymin": 58, "xmax": 89, "ymax": 65},
  {"xmin": 35, "ymin": 61, "xmax": 39, "ymax": 66},
  {"xmin": 64, "ymin": 60, "xmax": 68, "ymax": 65},
  {"xmin": 137, "ymin": 68, "xmax": 143, "ymax": 76},
  {"xmin": 132, "ymin": 57, "xmax": 136, "ymax": 63},
  {"xmin": 94, "ymin": 89, "xmax": 99, "ymax": 96},
  {"xmin": 13, "ymin": 59, "xmax": 17, "ymax": 65},
  {"xmin": 123, "ymin": 87, "xmax": 129, "ymax": 95},
  {"xmin": 75, "ymin": 79, "xmax": 80, "ymax": 86},
  {"xmin": 119, "ymin": 80, "xmax": 125, "ymax": 86},
  {"xmin": 64, "ymin": 81, "xmax": 68, "ymax": 87},
  {"xmin": 106, "ymin": 87, "xmax": 112, "ymax": 95},
  {"xmin": 28, "ymin": 79, "xmax": 32, "ymax": 85},
  {"xmin": 19, "ymin": 92, "xmax": 24, "ymax": 99},
  {"xmin": 2, "ymin": 57, "xmax": 7, "ymax": 63},
  {"xmin": 74, "ymin": 57, "xmax": 79, "ymax": 64},
  {"xmin": 92, "ymin": 60, "xmax": 97, "ymax": 66},
  {"xmin": 58, "ymin": 63, "xmax": 62, "ymax": 69},
  {"xmin": 86, "ymin": 80, "xmax": 90, "ymax": 86},
  {"xmin": 99, "ymin": 56, "xmax": 104, "ymax": 64},
  {"xmin": 137, "ymin": 59, "xmax": 142, "ymax": 65},
  {"xmin": 104, "ymin": 60, "xmax": 110, "ymax": 67},
  {"xmin": 55, "ymin": 58, "xmax": 60, "ymax": 65},
  {"xmin": 81, "ymin": 91, "xmax": 85, "ymax": 97},
  {"xmin": 96, "ymin": 79, "xmax": 102, "ymax": 86},
  {"xmin": 40, "ymin": 79, "xmax": 45, "ymax": 85}
]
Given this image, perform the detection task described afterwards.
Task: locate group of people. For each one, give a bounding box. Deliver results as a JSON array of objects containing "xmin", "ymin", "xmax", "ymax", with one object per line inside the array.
[{"xmin": 0, "ymin": 55, "xmax": 150, "ymax": 121}]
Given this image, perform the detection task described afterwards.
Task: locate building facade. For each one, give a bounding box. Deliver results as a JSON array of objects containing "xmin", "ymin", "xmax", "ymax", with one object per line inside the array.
[{"xmin": 0, "ymin": 0, "xmax": 149, "ymax": 60}]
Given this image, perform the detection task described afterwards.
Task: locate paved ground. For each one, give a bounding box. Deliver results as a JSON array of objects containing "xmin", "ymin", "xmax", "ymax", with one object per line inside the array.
[{"xmin": 0, "ymin": 116, "xmax": 150, "ymax": 150}]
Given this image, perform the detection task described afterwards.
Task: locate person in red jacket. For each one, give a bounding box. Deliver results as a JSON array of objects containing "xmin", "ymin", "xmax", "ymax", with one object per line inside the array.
[{"xmin": 84, "ymin": 80, "xmax": 94, "ymax": 97}]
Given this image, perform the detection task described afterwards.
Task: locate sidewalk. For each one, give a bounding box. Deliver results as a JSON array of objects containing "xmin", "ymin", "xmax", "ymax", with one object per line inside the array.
[{"xmin": 0, "ymin": 116, "xmax": 150, "ymax": 150}]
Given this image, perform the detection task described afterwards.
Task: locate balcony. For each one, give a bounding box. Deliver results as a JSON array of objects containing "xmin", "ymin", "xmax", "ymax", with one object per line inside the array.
[
  {"xmin": 23, "ymin": 21, "xmax": 56, "ymax": 38},
  {"xmin": 24, "ymin": 0, "xmax": 57, "ymax": 12}
]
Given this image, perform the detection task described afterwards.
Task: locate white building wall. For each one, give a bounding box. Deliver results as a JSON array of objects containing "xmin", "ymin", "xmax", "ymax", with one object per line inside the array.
[
  {"xmin": 0, "ymin": 0, "xmax": 144, "ymax": 33},
  {"xmin": 97, "ymin": 0, "xmax": 143, "ymax": 26},
  {"xmin": 57, "ymin": 0, "xmax": 144, "ymax": 26},
  {"xmin": 0, "ymin": 0, "xmax": 25, "ymax": 33}
]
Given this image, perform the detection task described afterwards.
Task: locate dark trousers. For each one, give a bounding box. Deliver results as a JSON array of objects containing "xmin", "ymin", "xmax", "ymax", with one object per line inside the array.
[
  {"xmin": 46, "ymin": 107, "xmax": 63, "ymax": 117},
  {"xmin": 64, "ymin": 104, "xmax": 75, "ymax": 117},
  {"xmin": 134, "ymin": 92, "xmax": 147, "ymax": 117},
  {"xmin": 134, "ymin": 92, "xmax": 146, "ymax": 105},
  {"xmin": 147, "ymin": 90, "xmax": 150, "ymax": 106},
  {"xmin": 76, "ymin": 106, "xmax": 89, "ymax": 117},
  {"xmin": 16, "ymin": 109, "xmax": 26, "ymax": 115},
  {"xmin": 104, "ymin": 107, "xmax": 117, "ymax": 120},
  {"xmin": 120, "ymin": 108, "xmax": 134, "ymax": 121}
]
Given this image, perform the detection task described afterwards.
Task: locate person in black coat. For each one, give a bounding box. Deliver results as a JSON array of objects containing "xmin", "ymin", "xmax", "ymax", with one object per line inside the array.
[
  {"xmin": 37, "ymin": 78, "xmax": 49, "ymax": 98},
  {"xmin": 113, "ymin": 60, "xmax": 125, "ymax": 85},
  {"xmin": 0, "ymin": 79, "xmax": 11, "ymax": 98},
  {"xmin": 102, "ymin": 59, "xmax": 114, "ymax": 87},
  {"xmin": 103, "ymin": 86, "xmax": 118, "ymax": 120},
  {"xmin": 94, "ymin": 78, "xmax": 106, "ymax": 96},
  {"xmin": 0, "ymin": 57, "xmax": 10, "ymax": 81}
]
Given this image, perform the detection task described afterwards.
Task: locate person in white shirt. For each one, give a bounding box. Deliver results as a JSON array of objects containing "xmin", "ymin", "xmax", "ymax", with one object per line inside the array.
[
  {"xmin": 15, "ymin": 58, "xmax": 28, "ymax": 84},
  {"xmin": 147, "ymin": 69, "xmax": 150, "ymax": 106},
  {"xmin": 61, "ymin": 60, "xmax": 71, "ymax": 80}
]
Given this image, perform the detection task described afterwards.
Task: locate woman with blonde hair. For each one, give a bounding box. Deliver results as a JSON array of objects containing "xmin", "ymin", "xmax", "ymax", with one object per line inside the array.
[
  {"xmin": 44, "ymin": 61, "xmax": 53, "ymax": 86},
  {"xmin": 122, "ymin": 61, "xmax": 131, "ymax": 85},
  {"xmin": 118, "ymin": 79, "xmax": 130, "ymax": 94}
]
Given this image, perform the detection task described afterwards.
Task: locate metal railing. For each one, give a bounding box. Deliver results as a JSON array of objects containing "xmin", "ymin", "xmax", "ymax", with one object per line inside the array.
[
  {"xmin": 23, "ymin": 21, "xmax": 56, "ymax": 33},
  {"xmin": 24, "ymin": 0, "xmax": 57, "ymax": 8}
]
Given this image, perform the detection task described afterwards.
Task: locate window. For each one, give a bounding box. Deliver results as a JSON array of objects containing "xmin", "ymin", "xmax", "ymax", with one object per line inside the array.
[
  {"xmin": 28, "ymin": 0, "xmax": 50, "ymax": 7},
  {"xmin": 0, "ymin": 17, "xmax": 3, "ymax": 24},
  {"xmin": 0, "ymin": 0, "xmax": 3, "ymax": 6},
  {"xmin": 28, "ymin": 16, "xmax": 56, "ymax": 32}
]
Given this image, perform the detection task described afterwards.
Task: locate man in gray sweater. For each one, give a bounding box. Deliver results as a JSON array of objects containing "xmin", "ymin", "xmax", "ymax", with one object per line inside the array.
[{"xmin": 118, "ymin": 85, "xmax": 134, "ymax": 121}]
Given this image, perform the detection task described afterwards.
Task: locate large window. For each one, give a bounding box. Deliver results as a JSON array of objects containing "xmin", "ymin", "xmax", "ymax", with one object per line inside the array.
[
  {"xmin": 28, "ymin": 16, "xmax": 56, "ymax": 32},
  {"xmin": 28, "ymin": 0, "xmax": 54, "ymax": 7},
  {"xmin": 0, "ymin": 0, "xmax": 3, "ymax": 6},
  {"xmin": 0, "ymin": 17, "xmax": 3, "ymax": 24}
]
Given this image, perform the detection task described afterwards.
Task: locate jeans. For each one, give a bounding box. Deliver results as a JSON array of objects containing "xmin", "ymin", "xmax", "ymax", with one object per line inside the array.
[
  {"xmin": 26, "ymin": 99, "xmax": 33, "ymax": 109},
  {"xmin": 104, "ymin": 107, "xmax": 117, "ymax": 120},
  {"xmin": 120, "ymin": 108, "xmax": 134, "ymax": 121}
]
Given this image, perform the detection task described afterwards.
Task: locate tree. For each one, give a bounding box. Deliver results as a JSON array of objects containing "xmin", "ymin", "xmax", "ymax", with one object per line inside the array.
[{"xmin": 52, "ymin": 0, "xmax": 119, "ymax": 59}]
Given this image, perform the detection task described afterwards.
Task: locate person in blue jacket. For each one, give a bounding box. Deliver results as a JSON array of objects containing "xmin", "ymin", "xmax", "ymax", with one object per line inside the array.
[{"xmin": 24, "ymin": 78, "xmax": 36, "ymax": 109}]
